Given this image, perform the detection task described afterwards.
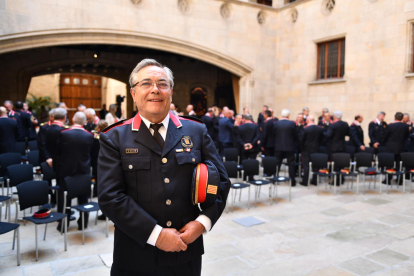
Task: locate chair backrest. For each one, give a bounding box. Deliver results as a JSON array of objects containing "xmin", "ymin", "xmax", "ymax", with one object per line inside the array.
[
  {"xmin": 346, "ymin": 146, "xmax": 356, "ymax": 161},
  {"xmin": 262, "ymin": 156, "xmax": 277, "ymax": 176},
  {"xmin": 64, "ymin": 174, "xmax": 92, "ymax": 200},
  {"xmin": 223, "ymin": 148, "xmax": 239, "ymax": 163},
  {"xmin": 360, "ymin": 147, "xmax": 375, "ymax": 154},
  {"xmin": 318, "ymin": 146, "xmax": 329, "ymax": 155},
  {"xmin": 40, "ymin": 162, "xmax": 56, "ymax": 181},
  {"xmin": 0, "ymin": 153, "xmax": 21, "ymax": 177},
  {"xmin": 27, "ymin": 150, "xmax": 40, "ymax": 167},
  {"xmin": 223, "ymin": 161, "xmax": 238, "ymax": 178},
  {"xmin": 401, "ymin": 152, "xmax": 414, "ymax": 168},
  {"xmin": 7, "ymin": 164, "xmax": 33, "ymax": 187},
  {"xmin": 332, "ymin": 153, "xmax": 351, "ymax": 168},
  {"xmin": 310, "ymin": 153, "xmax": 329, "ymax": 168},
  {"xmin": 28, "ymin": 140, "xmax": 38, "ymax": 151},
  {"xmin": 16, "ymin": 180, "xmax": 49, "ymax": 210},
  {"xmin": 14, "ymin": 141, "xmax": 27, "ymax": 156},
  {"xmin": 355, "ymin": 152, "xmax": 374, "ymax": 168},
  {"xmin": 378, "ymin": 146, "xmax": 388, "ymax": 153},
  {"xmin": 377, "ymin": 153, "xmax": 395, "ymax": 170},
  {"xmin": 242, "ymin": 159, "xmax": 259, "ymax": 177}
]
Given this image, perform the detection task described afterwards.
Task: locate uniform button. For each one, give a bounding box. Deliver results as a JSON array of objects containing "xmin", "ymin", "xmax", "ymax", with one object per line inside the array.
[
  {"xmin": 166, "ymin": 199, "xmax": 171, "ymax": 205},
  {"xmin": 129, "ymin": 165, "xmax": 133, "ymax": 169},
  {"xmin": 192, "ymin": 158, "xmax": 195, "ymax": 162},
  {"xmin": 166, "ymin": 221, "xmax": 172, "ymax": 227},
  {"xmin": 162, "ymin": 158, "xmax": 167, "ymax": 164},
  {"xmin": 164, "ymin": 178, "xmax": 170, "ymax": 184}
]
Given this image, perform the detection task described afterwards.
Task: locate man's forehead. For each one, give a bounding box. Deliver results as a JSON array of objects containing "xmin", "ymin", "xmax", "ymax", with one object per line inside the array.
[{"xmin": 137, "ymin": 66, "xmax": 167, "ymax": 78}]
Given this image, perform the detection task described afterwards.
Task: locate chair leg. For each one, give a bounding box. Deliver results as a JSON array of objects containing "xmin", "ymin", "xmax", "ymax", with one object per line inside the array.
[
  {"xmin": 106, "ymin": 217, "xmax": 109, "ymax": 237},
  {"xmin": 258, "ymin": 186, "xmax": 261, "ymax": 198},
  {"xmin": 333, "ymin": 176, "xmax": 336, "ymax": 195},
  {"xmin": 23, "ymin": 210, "xmax": 26, "ymax": 226},
  {"xmin": 12, "ymin": 226, "xmax": 16, "ymax": 250},
  {"xmin": 16, "ymin": 227, "xmax": 20, "ymax": 266},
  {"xmin": 95, "ymin": 210, "xmax": 98, "ymax": 226},
  {"xmin": 356, "ymin": 175, "xmax": 359, "ymax": 194},
  {"xmin": 289, "ymin": 180, "xmax": 291, "ymax": 201},
  {"xmin": 56, "ymin": 192, "xmax": 58, "ymax": 210},
  {"xmin": 254, "ymin": 186, "xmax": 258, "ymax": 207},
  {"xmin": 35, "ymin": 224, "xmax": 38, "ymax": 261},
  {"xmin": 64, "ymin": 216, "xmax": 67, "ymax": 251},
  {"xmin": 248, "ymin": 186, "xmax": 251, "ymax": 210},
  {"xmin": 82, "ymin": 212, "xmax": 85, "ymax": 245},
  {"xmin": 43, "ymin": 224, "xmax": 47, "ymax": 241},
  {"xmin": 387, "ymin": 175, "xmax": 389, "ymax": 194},
  {"xmin": 269, "ymin": 185, "xmax": 272, "ymax": 205},
  {"xmin": 317, "ymin": 175, "xmax": 319, "ymax": 195},
  {"xmin": 239, "ymin": 189, "xmax": 242, "ymax": 202}
]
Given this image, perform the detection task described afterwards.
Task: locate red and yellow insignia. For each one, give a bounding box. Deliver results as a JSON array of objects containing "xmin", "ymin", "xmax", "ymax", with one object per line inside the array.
[{"xmin": 207, "ymin": 185, "xmax": 218, "ymax": 195}]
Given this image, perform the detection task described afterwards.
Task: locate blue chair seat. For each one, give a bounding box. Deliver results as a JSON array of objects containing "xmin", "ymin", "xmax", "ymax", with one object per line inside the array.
[
  {"xmin": 0, "ymin": 196, "xmax": 11, "ymax": 202},
  {"xmin": 247, "ymin": 180, "xmax": 271, "ymax": 185},
  {"xmin": 231, "ymin": 183, "xmax": 250, "ymax": 189},
  {"xmin": 71, "ymin": 202, "xmax": 100, "ymax": 213},
  {"xmin": 23, "ymin": 212, "xmax": 67, "ymax": 225},
  {"xmin": 49, "ymin": 185, "xmax": 60, "ymax": 190},
  {"xmin": 0, "ymin": 222, "xmax": 19, "ymax": 235},
  {"xmin": 268, "ymin": 176, "xmax": 291, "ymax": 182},
  {"xmin": 315, "ymin": 172, "xmax": 335, "ymax": 177}
]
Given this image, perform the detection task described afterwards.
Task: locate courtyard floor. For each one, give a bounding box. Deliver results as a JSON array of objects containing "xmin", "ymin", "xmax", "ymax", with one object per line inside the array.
[{"xmin": 2, "ymin": 178, "xmax": 414, "ymax": 275}]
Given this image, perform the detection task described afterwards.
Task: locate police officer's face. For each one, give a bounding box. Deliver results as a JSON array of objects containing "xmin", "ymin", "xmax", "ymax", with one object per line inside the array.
[
  {"xmin": 131, "ymin": 66, "xmax": 173, "ymax": 121},
  {"xmin": 4, "ymin": 103, "xmax": 11, "ymax": 112}
]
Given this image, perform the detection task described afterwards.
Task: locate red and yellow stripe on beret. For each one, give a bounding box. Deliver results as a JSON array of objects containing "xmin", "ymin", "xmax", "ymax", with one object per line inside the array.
[{"xmin": 192, "ymin": 160, "xmax": 220, "ymax": 207}]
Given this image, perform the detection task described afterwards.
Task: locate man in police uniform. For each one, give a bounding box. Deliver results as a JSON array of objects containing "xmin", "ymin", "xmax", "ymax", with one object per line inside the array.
[
  {"xmin": 0, "ymin": 106, "xmax": 18, "ymax": 154},
  {"xmin": 403, "ymin": 113, "xmax": 414, "ymax": 152},
  {"xmin": 13, "ymin": 101, "xmax": 32, "ymax": 142},
  {"xmin": 37, "ymin": 109, "xmax": 54, "ymax": 164},
  {"xmin": 236, "ymin": 114, "xmax": 260, "ymax": 160},
  {"xmin": 368, "ymin": 111, "xmax": 387, "ymax": 151},
  {"xmin": 261, "ymin": 110, "xmax": 276, "ymax": 156},
  {"xmin": 98, "ymin": 59, "xmax": 230, "ymax": 276},
  {"xmin": 350, "ymin": 114, "xmax": 365, "ymax": 151}
]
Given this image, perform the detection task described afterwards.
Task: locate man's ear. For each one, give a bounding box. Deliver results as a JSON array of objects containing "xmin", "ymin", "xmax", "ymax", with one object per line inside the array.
[
  {"xmin": 130, "ymin": 88, "xmax": 136, "ymax": 103},
  {"xmin": 170, "ymin": 89, "xmax": 173, "ymax": 101}
]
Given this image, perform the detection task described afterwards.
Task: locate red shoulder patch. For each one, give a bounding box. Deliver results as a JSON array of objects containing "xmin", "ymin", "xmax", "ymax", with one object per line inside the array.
[
  {"xmin": 103, "ymin": 118, "xmax": 133, "ymax": 134},
  {"xmin": 178, "ymin": 116, "xmax": 203, "ymax": 124}
]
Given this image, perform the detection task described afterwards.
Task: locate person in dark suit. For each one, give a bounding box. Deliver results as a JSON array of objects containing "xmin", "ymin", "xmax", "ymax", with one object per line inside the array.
[
  {"xmin": 45, "ymin": 108, "xmax": 68, "ymax": 173},
  {"xmin": 98, "ymin": 59, "xmax": 230, "ymax": 276},
  {"xmin": 37, "ymin": 109, "xmax": 54, "ymax": 164},
  {"xmin": 273, "ymin": 109, "xmax": 298, "ymax": 186},
  {"xmin": 368, "ymin": 111, "xmax": 387, "ymax": 151},
  {"xmin": 302, "ymin": 107, "xmax": 309, "ymax": 122},
  {"xmin": 232, "ymin": 114, "xmax": 243, "ymax": 159},
  {"xmin": 100, "ymin": 104, "xmax": 108, "ymax": 120},
  {"xmin": 403, "ymin": 113, "xmax": 414, "ymax": 152},
  {"xmin": 257, "ymin": 105, "xmax": 268, "ymax": 132},
  {"xmin": 13, "ymin": 101, "xmax": 32, "ymax": 142},
  {"xmin": 236, "ymin": 115, "xmax": 260, "ymax": 160},
  {"xmin": 218, "ymin": 109, "xmax": 234, "ymax": 157},
  {"xmin": 0, "ymin": 106, "xmax": 19, "ymax": 154},
  {"xmin": 318, "ymin": 111, "xmax": 332, "ymax": 151},
  {"xmin": 300, "ymin": 115, "xmax": 324, "ymax": 186},
  {"xmin": 383, "ymin": 112, "xmax": 410, "ymax": 184},
  {"xmin": 318, "ymin": 108, "xmax": 329, "ymax": 124},
  {"xmin": 84, "ymin": 108, "xmax": 100, "ymax": 133},
  {"xmin": 201, "ymin": 108, "xmax": 218, "ymax": 146},
  {"xmin": 350, "ymin": 114, "xmax": 365, "ymax": 151},
  {"xmin": 261, "ymin": 110, "xmax": 275, "ymax": 156},
  {"xmin": 23, "ymin": 102, "xmax": 38, "ymax": 141},
  {"xmin": 56, "ymin": 111, "xmax": 95, "ymax": 231}
]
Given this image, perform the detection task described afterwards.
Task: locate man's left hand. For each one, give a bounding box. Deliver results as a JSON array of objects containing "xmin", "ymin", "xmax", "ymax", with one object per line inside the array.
[{"xmin": 179, "ymin": 221, "xmax": 205, "ymax": 245}]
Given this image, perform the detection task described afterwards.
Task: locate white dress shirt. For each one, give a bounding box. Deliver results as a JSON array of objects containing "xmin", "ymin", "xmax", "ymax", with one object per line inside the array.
[{"xmin": 139, "ymin": 113, "xmax": 212, "ymax": 246}]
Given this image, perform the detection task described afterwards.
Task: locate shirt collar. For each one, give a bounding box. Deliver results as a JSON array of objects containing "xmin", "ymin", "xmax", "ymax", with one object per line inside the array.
[
  {"xmin": 376, "ymin": 118, "xmax": 381, "ymax": 125},
  {"xmin": 140, "ymin": 113, "xmax": 170, "ymax": 131},
  {"xmin": 353, "ymin": 121, "xmax": 360, "ymax": 126}
]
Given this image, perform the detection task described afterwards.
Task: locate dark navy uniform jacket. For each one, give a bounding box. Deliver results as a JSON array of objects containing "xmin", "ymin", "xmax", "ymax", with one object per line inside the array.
[
  {"xmin": 261, "ymin": 118, "xmax": 277, "ymax": 149},
  {"xmin": 0, "ymin": 116, "xmax": 19, "ymax": 154},
  {"xmin": 368, "ymin": 120, "xmax": 387, "ymax": 147},
  {"xmin": 46, "ymin": 122, "xmax": 66, "ymax": 173},
  {"xmin": 201, "ymin": 114, "xmax": 218, "ymax": 142},
  {"xmin": 98, "ymin": 111, "xmax": 230, "ymax": 272},
  {"xmin": 37, "ymin": 122, "xmax": 51, "ymax": 163},
  {"xmin": 324, "ymin": 120, "xmax": 350, "ymax": 153},
  {"xmin": 384, "ymin": 122, "xmax": 410, "ymax": 154},
  {"xmin": 14, "ymin": 110, "xmax": 32, "ymax": 142},
  {"xmin": 237, "ymin": 122, "xmax": 260, "ymax": 152},
  {"xmin": 300, "ymin": 124, "xmax": 324, "ymax": 154},
  {"xmin": 218, "ymin": 117, "xmax": 234, "ymax": 144},
  {"xmin": 349, "ymin": 123, "xmax": 364, "ymax": 148},
  {"xmin": 273, "ymin": 119, "xmax": 298, "ymax": 152}
]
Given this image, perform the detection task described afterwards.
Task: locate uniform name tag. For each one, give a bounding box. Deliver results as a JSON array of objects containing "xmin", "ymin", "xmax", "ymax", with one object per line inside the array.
[{"xmin": 126, "ymin": 148, "xmax": 139, "ymax": 154}]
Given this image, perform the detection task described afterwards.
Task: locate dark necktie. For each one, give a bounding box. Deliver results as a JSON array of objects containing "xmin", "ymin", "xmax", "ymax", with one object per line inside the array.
[{"xmin": 150, "ymin": 123, "xmax": 164, "ymax": 150}]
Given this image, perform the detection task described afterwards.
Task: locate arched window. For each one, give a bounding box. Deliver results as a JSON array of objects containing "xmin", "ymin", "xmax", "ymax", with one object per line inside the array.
[{"xmin": 190, "ymin": 87, "xmax": 207, "ymax": 116}]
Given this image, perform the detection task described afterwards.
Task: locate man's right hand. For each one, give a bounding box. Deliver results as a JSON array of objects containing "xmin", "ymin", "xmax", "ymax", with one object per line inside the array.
[
  {"xmin": 155, "ymin": 228, "xmax": 187, "ymax": 252},
  {"xmin": 46, "ymin": 158, "xmax": 53, "ymax": 168},
  {"xmin": 373, "ymin": 142, "xmax": 379, "ymax": 149}
]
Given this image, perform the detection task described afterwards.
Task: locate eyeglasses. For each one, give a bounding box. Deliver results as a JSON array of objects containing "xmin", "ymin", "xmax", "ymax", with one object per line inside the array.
[{"xmin": 132, "ymin": 80, "xmax": 171, "ymax": 91}]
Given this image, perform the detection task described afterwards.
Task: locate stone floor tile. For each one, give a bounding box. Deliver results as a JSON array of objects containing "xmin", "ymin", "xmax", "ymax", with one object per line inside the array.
[
  {"xmin": 366, "ymin": 248, "xmax": 410, "ymax": 267},
  {"xmin": 378, "ymin": 265, "xmax": 414, "ymax": 276},
  {"xmin": 67, "ymin": 267, "xmax": 111, "ymax": 276},
  {"xmin": 51, "ymin": 255, "xmax": 105, "ymax": 275},
  {"xmin": 319, "ymin": 242, "xmax": 372, "ymax": 262},
  {"xmin": 363, "ymin": 198, "xmax": 391, "ymax": 206},
  {"xmin": 203, "ymin": 243, "xmax": 243, "ymax": 262},
  {"xmin": 388, "ymin": 237, "xmax": 414, "ymax": 256},
  {"xmin": 351, "ymin": 221, "xmax": 390, "ymax": 234},
  {"xmin": 380, "ymin": 223, "xmax": 414, "ymax": 239},
  {"xmin": 23, "ymin": 262, "xmax": 53, "ymax": 276},
  {"xmin": 230, "ymin": 227, "xmax": 263, "ymax": 239},
  {"xmin": 326, "ymin": 229, "xmax": 372, "ymax": 242},
  {"xmin": 0, "ymin": 267, "xmax": 23, "ymax": 276},
  {"xmin": 351, "ymin": 234, "xmax": 398, "ymax": 250},
  {"xmin": 239, "ymin": 246, "xmax": 300, "ymax": 267},
  {"xmin": 341, "ymin": 201, "xmax": 374, "ymax": 212},
  {"xmin": 304, "ymin": 266, "xmax": 356, "ymax": 276},
  {"xmin": 339, "ymin": 257, "xmax": 386, "ymax": 276},
  {"xmin": 235, "ymin": 232, "xmax": 295, "ymax": 252},
  {"xmin": 284, "ymin": 236, "xmax": 338, "ymax": 254},
  {"xmin": 203, "ymin": 256, "xmax": 251, "ymax": 276},
  {"xmin": 99, "ymin": 252, "xmax": 113, "ymax": 268},
  {"xmin": 378, "ymin": 214, "xmax": 414, "ymax": 225},
  {"xmin": 321, "ymin": 207, "xmax": 353, "ymax": 217},
  {"xmin": 56, "ymin": 239, "xmax": 113, "ymax": 259},
  {"xmin": 203, "ymin": 232, "xmax": 238, "ymax": 247}
]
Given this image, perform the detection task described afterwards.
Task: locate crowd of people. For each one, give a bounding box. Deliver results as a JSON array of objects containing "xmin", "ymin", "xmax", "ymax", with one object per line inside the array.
[{"xmin": 174, "ymin": 104, "xmax": 414, "ymax": 187}]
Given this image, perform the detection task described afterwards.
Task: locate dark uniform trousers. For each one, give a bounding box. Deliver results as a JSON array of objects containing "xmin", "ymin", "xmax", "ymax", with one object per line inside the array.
[
  {"xmin": 98, "ymin": 112, "xmax": 230, "ymax": 274},
  {"xmin": 275, "ymin": 151, "xmax": 295, "ymax": 182}
]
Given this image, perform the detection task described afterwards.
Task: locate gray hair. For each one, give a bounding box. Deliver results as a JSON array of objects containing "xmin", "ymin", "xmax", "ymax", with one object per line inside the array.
[
  {"xmin": 85, "ymin": 108, "xmax": 96, "ymax": 116},
  {"xmin": 49, "ymin": 108, "xmax": 55, "ymax": 116},
  {"xmin": 244, "ymin": 114, "xmax": 253, "ymax": 121},
  {"xmin": 334, "ymin": 110, "xmax": 342, "ymax": 119},
  {"xmin": 3, "ymin": 100, "xmax": 13, "ymax": 107},
  {"xmin": 0, "ymin": 106, "xmax": 6, "ymax": 115},
  {"xmin": 404, "ymin": 113, "xmax": 410, "ymax": 117},
  {"xmin": 58, "ymin": 102, "xmax": 66, "ymax": 108},
  {"xmin": 73, "ymin": 111, "xmax": 86, "ymax": 125},
  {"xmin": 302, "ymin": 107, "xmax": 309, "ymax": 111},
  {"xmin": 323, "ymin": 108, "xmax": 329, "ymax": 113},
  {"xmin": 129, "ymin": 58, "xmax": 174, "ymax": 89},
  {"xmin": 378, "ymin": 111, "xmax": 386, "ymax": 116},
  {"xmin": 54, "ymin": 108, "xmax": 67, "ymax": 120},
  {"xmin": 281, "ymin": 109, "xmax": 290, "ymax": 117}
]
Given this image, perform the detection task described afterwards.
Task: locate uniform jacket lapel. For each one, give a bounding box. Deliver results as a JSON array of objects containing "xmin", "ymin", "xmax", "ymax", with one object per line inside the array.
[
  {"xmin": 134, "ymin": 121, "xmax": 162, "ymax": 156},
  {"xmin": 163, "ymin": 118, "xmax": 182, "ymax": 156}
]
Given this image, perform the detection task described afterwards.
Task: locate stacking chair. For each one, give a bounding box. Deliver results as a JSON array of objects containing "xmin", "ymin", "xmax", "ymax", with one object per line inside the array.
[
  {"xmin": 64, "ymin": 174, "xmax": 108, "ymax": 244},
  {"xmin": 377, "ymin": 153, "xmax": 404, "ymax": 194},
  {"xmin": 401, "ymin": 152, "xmax": 414, "ymax": 193},
  {"xmin": 0, "ymin": 195, "xmax": 11, "ymax": 222},
  {"xmin": 28, "ymin": 140, "xmax": 38, "ymax": 151},
  {"xmin": 242, "ymin": 159, "xmax": 271, "ymax": 207},
  {"xmin": 346, "ymin": 146, "xmax": 356, "ymax": 161},
  {"xmin": 223, "ymin": 148, "xmax": 239, "ymax": 163},
  {"xmin": 333, "ymin": 153, "xmax": 358, "ymax": 194},
  {"xmin": 15, "ymin": 180, "xmax": 67, "ymax": 261},
  {"xmin": 27, "ymin": 150, "xmax": 40, "ymax": 170},
  {"xmin": 40, "ymin": 162, "xmax": 59, "ymax": 207},
  {"xmin": 0, "ymin": 216, "xmax": 20, "ymax": 266},
  {"xmin": 14, "ymin": 142, "xmax": 27, "ymax": 157},
  {"xmin": 355, "ymin": 152, "xmax": 378, "ymax": 194},
  {"xmin": 0, "ymin": 153, "xmax": 22, "ymax": 194},
  {"xmin": 378, "ymin": 146, "xmax": 388, "ymax": 153},
  {"xmin": 262, "ymin": 156, "xmax": 292, "ymax": 202},
  {"xmin": 223, "ymin": 161, "xmax": 250, "ymax": 211},
  {"xmin": 309, "ymin": 153, "xmax": 337, "ymax": 194}
]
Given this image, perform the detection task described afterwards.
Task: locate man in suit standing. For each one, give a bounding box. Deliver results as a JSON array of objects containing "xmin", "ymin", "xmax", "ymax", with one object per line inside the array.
[
  {"xmin": 218, "ymin": 109, "xmax": 234, "ymax": 157},
  {"xmin": 98, "ymin": 59, "xmax": 230, "ymax": 275},
  {"xmin": 13, "ymin": 101, "xmax": 32, "ymax": 142},
  {"xmin": 201, "ymin": 108, "xmax": 218, "ymax": 147},
  {"xmin": 0, "ymin": 106, "xmax": 18, "ymax": 154},
  {"xmin": 257, "ymin": 105, "xmax": 268, "ymax": 132},
  {"xmin": 84, "ymin": 108, "xmax": 100, "ymax": 132},
  {"xmin": 56, "ymin": 112, "xmax": 94, "ymax": 231},
  {"xmin": 300, "ymin": 115, "xmax": 324, "ymax": 186},
  {"xmin": 383, "ymin": 112, "xmax": 410, "ymax": 184},
  {"xmin": 45, "ymin": 108, "xmax": 68, "ymax": 172},
  {"xmin": 403, "ymin": 113, "xmax": 414, "ymax": 152},
  {"xmin": 318, "ymin": 111, "xmax": 333, "ymax": 152},
  {"xmin": 273, "ymin": 109, "xmax": 298, "ymax": 186},
  {"xmin": 302, "ymin": 107, "xmax": 309, "ymax": 122},
  {"xmin": 37, "ymin": 109, "xmax": 54, "ymax": 164},
  {"xmin": 368, "ymin": 111, "xmax": 387, "ymax": 151},
  {"xmin": 318, "ymin": 108, "xmax": 329, "ymax": 124},
  {"xmin": 236, "ymin": 115, "xmax": 260, "ymax": 160},
  {"xmin": 261, "ymin": 110, "xmax": 275, "ymax": 156},
  {"xmin": 350, "ymin": 114, "xmax": 365, "ymax": 151}
]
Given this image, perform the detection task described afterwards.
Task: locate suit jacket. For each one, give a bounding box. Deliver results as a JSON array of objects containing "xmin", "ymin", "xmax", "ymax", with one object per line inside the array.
[
  {"xmin": 14, "ymin": 110, "xmax": 32, "ymax": 141},
  {"xmin": 301, "ymin": 125, "xmax": 324, "ymax": 154},
  {"xmin": 37, "ymin": 122, "xmax": 51, "ymax": 163},
  {"xmin": 324, "ymin": 121, "xmax": 350, "ymax": 153},
  {"xmin": 98, "ymin": 112, "xmax": 230, "ymax": 272},
  {"xmin": 218, "ymin": 117, "xmax": 234, "ymax": 143},
  {"xmin": 368, "ymin": 120, "xmax": 387, "ymax": 147},
  {"xmin": 0, "ymin": 117, "xmax": 19, "ymax": 154},
  {"xmin": 237, "ymin": 122, "xmax": 260, "ymax": 152},
  {"xmin": 257, "ymin": 113, "xmax": 265, "ymax": 130},
  {"xmin": 349, "ymin": 123, "xmax": 364, "ymax": 148},
  {"xmin": 46, "ymin": 123, "xmax": 66, "ymax": 173},
  {"xmin": 262, "ymin": 119, "xmax": 276, "ymax": 148},
  {"xmin": 273, "ymin": 119, "xmax": 298, "ymax": 152},
  {"xmin": 201, "ymin": 115, "xmax": 218, "ymax": 142},
  {"xmin": 384, "ymin": 122, "xmax": 409, "ymax": 154},
  {"xmin": 57, "ymin": 126, "xmax": 94, "ymax": 179}
]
